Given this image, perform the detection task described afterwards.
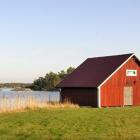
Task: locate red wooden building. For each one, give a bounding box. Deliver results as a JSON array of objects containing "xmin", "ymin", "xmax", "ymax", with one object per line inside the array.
[{"xmin": 57, "ymin": 53, "xmax": 140, "ymax": 107}]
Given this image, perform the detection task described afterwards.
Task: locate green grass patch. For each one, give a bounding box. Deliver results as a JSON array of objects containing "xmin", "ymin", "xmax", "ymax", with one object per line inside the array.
[{"xmin": 0, "ymin": 107, "xmax": 140, "ymax": 139}]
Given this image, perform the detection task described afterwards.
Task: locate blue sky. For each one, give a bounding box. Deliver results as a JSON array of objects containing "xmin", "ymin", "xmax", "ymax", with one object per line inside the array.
[{"xmin": 0, "ymin": 0, "xmax": 140, "ymax": 83}]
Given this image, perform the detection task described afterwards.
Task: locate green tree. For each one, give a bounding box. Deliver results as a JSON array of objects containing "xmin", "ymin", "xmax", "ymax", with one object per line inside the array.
[
  {"xmin": 32, "ymin": 77, "xmax": 45, "ymax": 90},
  {"xmin": 67, "ymin": 67, "xmax": 75, "ymax": 74},
  {"xmin": 31, "ymin": 67, "xmax": 75, "ymax": 91},
  {"xmin": 44, "ymin": 72, "xmax": 61, "ymax": 90},
  {"xmin": 58, "ymin": 70, "xmax": 67, "ymax": 79}
]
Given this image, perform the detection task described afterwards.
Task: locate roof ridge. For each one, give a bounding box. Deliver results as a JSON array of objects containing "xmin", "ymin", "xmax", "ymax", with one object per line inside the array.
[{"xmin": 88, "ymin": 53, "xmax": 134, "ymax": 59}]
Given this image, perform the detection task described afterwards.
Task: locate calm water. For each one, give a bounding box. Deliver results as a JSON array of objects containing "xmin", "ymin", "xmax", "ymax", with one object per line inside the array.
[{"xmin": 0, "ymin": 88, "xmax": 60, "ymax": 103}]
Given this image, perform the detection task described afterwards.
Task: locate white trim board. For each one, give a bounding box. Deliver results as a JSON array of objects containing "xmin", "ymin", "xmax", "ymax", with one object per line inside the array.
[
  {"xmin": 98, "ymin": 54, "xmax": 135, "ymax": 88},
  {"xmin": 97, "ymin": 87, "xmax": 101, "ymax": 108}
]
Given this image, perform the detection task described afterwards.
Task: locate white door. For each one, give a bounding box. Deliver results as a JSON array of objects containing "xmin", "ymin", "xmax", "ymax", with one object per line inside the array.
[{"xmin": 124, "ymin": 87, "xmax": 133, "ymax": 106}]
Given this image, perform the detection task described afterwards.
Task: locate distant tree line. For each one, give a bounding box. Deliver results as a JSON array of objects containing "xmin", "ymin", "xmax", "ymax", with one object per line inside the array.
[
  {"xmin": 29, "ymin": 67, "xmax": 75, "ymax": 91},
  {"xmin": 0, "ymin": 83, "xmax": 31, "ymax": 88}
]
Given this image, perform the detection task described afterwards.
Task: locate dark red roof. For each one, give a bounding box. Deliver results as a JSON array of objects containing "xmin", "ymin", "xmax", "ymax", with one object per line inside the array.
[{"xmin": 57, "ymin": 53, "xmax": 134, "ymax": 88}]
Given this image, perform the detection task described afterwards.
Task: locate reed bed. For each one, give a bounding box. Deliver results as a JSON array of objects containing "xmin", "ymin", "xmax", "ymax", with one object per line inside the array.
[{"xmin": 0, "ymin": 96, "xmax": 79, "ymax": 113}]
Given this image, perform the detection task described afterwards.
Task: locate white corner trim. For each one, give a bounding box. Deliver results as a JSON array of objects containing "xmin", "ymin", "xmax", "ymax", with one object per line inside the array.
[
  {"xmin": 98, "ymin": 87, "xmax": 101, "ymax": 108},
  {"xmin": 98, "ymin": 54, "xmax": 135, "ymax": 88}
]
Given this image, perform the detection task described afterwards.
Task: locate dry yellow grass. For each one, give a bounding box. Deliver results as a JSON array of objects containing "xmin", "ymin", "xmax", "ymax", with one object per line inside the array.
[{"xmin": 0, "ymin": 96, "xmax": 79, "ymax": 113}]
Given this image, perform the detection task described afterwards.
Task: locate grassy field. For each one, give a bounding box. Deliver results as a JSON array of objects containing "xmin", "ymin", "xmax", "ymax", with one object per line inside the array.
[{"xmin": 0, "ymin": 107, "xmax": 140, "ymax": 140}]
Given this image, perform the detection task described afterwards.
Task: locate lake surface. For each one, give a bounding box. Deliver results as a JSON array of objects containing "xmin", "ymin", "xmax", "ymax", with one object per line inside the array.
[{"xmin": 0, "ymin": 88, "xmax": 60, "ymax": 103}]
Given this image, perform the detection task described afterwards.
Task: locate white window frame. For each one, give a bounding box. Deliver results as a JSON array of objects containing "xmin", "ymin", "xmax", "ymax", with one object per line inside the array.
[{"xmin": 126, "ymin": 69, "xmax": 137, "ymax": 77}]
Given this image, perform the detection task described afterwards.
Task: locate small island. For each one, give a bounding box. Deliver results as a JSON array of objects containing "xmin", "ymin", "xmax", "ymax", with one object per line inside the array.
[{"xmin": 12, "ymin": 87, "xmax": 32, "ymax": 92}]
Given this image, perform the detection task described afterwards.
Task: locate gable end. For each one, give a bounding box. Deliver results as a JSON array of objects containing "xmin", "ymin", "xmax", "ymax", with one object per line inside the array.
[{"xmin": 98, "ymin": 54, "xmax": 135, "ymax": 88}]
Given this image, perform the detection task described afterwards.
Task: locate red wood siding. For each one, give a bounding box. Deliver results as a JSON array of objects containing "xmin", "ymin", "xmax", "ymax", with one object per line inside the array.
[{"xmin": 101, "ymin": 57, "xmax": 140, "ymax": 107}]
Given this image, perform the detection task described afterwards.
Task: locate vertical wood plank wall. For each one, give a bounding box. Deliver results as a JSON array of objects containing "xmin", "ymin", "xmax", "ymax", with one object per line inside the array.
[
  {"xmin": 101, "ymin": 57, "xmax": 140, "ymax": 107},
  {"xmin": 61, "ymin": 88, "xmax": 98, "ymax": 107}
]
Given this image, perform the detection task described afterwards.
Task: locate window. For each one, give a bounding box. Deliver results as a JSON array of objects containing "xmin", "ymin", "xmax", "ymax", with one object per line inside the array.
[{"xmin": 126, "ymin": 69, "xmax": 137, "ymax": 77}]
